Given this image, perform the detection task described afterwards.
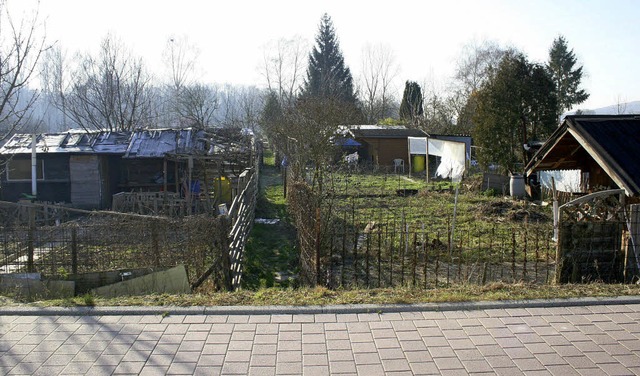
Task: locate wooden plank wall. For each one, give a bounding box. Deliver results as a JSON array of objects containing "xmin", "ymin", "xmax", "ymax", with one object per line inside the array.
[{"xmin": 70, "ymin": 155, "xmax": 102, "ymax": 209}]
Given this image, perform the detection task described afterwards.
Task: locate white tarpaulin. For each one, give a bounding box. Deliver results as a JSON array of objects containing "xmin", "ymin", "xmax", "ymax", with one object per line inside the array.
[
  {"xmin": 408, "ymin": 137, "xmax": 466, "ymax": 180},
  {"xmin": 540, "ymin": 170, "xmax": 581, "ymax": 192}
]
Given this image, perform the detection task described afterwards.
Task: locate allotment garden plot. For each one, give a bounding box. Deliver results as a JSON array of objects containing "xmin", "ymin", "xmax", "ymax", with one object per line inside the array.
[{"xmin": 291, "ymin": 171, "xmax": 555, "ymax": 288}]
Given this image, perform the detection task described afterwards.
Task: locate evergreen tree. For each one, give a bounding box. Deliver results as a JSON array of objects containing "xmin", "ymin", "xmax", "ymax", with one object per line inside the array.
[
  {"xmin": 546, "ymin": 35, "xmax": 589, "ymax": 113},
  {"xmin": 301, "ymin": 13, "xmax": 357, "ymax": 104},
  {"xmin": 399, "ymin": 81, "xmax": 423, "ymax": 124},
  {"xmin": 473, "ymin": 51, "xmax": 557, "ymax": 173}
]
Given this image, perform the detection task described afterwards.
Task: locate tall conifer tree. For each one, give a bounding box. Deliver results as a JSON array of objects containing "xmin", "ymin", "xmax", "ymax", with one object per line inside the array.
[
  {"xmin": 399, "ymin": 81, "xmax": 424, "ymax": 124},
  {"xmin": 301, "ymin": 13, "xmax": 357, "ymax": 104},
  {"xmin": 546, "ymin": 36, "xmax": 589, "ymax": 113}
]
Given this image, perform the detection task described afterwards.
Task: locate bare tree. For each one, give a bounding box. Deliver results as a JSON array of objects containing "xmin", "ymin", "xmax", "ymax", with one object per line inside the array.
[
  {"xmin": 261, "ymin": 37, "xmax": 307, "ymax": 106},
  {"xmin": 615, "ymin": 95, "xmax": 627, "ymax": 115},
  {"xmin": 163, "ymin": 35, "xmax": 199, "ymax": 92},
  {"xmin": 160, "ymin": 35, "xmax": 220, "ymax": 129},
  {"xmin": 453, "ymin": 39, "xmax": 505, "ymax": 96},
  {"xmin": 359, "ymin": 43, "xmax": 399, "ymax": 123},
  {"xmin": 64, "ymin": 35, "xmax": 154, "ymax": 132},
  {"xmin": 449, "ymin": 39, "xmax": 507, "ymax": 134},
  {"xmin": 419, "ymin": 76, "xmax": 456, "ymax": 133},
  {"xmin": 218, "ymin": 85, "xmax": 264, "ymax": 131},
  {"xmin": 40, "ymin": 45, "xmax": 71, "ymax": 130},
  {"xmin": 0, "ymin": 1, "xmax": 48, "ymax": 137},
  {"xmin": 175, "ymin": 83, "xmax": 219, "ymax": 128}
]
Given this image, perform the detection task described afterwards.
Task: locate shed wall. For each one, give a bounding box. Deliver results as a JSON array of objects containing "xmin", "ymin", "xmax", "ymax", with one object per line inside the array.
[
  {"xmin": 360, "ymin": 138, "xmax": 408, "ymax": 166},
  {"xmin": 70, "ymin": 155, "xmax": 102, "ymax": 208}
]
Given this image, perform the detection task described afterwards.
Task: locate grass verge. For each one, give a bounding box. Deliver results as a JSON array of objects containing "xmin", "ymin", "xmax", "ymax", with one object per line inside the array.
[{"xmin": 3, "ymin": 283, "xmax": 640, "ymax": 308}]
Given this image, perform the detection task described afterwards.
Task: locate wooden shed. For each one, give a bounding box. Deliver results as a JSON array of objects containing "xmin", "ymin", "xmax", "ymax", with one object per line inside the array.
[
  {"xmin": 525, "ymin": 115, "xmax": 640, "ymax": 283},
  {"xmin": 0, "ymin": 132, "xmax": 129, "ymax": 209},
  {"xmin": 525, "ymin": 114, "xmax": 640, "ymax": 197},
  {"xmin": 346, "ymin": 125, "xmax": 427, "ymax": 167},
  {"xmin": 0, "ymin": 128, "xmax": 255, "ymax": 211}
]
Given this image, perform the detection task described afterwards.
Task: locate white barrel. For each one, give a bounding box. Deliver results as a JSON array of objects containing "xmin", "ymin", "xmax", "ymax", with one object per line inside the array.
[{"xmin": 510, "ymin": 174, "xmax": 525, "ymax": 198}]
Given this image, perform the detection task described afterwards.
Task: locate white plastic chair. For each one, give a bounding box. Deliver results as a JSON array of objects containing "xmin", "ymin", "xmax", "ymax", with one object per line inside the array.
[{"xmin": 393, "ymin": 158, "xmax": 404, "ymax": 173}]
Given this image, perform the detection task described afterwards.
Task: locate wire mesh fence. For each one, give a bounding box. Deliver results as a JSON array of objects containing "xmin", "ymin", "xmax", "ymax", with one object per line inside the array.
[{"xmin": 0, "ymin": 203, "xmax": 231, "ymax": 289}]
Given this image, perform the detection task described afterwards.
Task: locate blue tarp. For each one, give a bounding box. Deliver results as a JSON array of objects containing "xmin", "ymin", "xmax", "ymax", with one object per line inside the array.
[{"xmin": 336, "ymin": 138, "xmax": 361, "ymax": 147}]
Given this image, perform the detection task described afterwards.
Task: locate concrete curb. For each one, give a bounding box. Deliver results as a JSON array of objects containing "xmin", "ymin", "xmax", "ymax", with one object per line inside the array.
[{"xmin": 1, "ymin": 295, "xmax": 640, "ymax": 316}]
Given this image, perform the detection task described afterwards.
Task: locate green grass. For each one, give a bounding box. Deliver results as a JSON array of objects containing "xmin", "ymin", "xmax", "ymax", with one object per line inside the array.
[
  {"xmin": 242, "ymin": 161, "xmax": 298, "ymax": 290},
  {"xmin": 0, "ymin": 153, "xmax": 623, "ymax": 308},
  {"xmin": 7, "ymin": 283, "xmax": 640, "ymax": 307},
  {"xmin": 322, "ymin": 170, "xmax": 552, "ymax": 252}
]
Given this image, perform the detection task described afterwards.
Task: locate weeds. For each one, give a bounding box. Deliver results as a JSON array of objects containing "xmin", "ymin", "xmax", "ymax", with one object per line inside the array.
[{"xmin": 6, "ymin": 283, "xmax": 639, "ymax": 308}]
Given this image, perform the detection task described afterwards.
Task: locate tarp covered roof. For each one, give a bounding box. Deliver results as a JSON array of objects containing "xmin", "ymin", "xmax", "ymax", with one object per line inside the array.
[
  {"xmin": 124, "ymin": 128, "xmax": 205, "ymax": 158},
  {"xmin": 0, "ymin": 130, "xmax": 131, "ymax": 154},
  {"xmin": 0, "ymin": 128, "xmax": 211, "ymax": 158}
]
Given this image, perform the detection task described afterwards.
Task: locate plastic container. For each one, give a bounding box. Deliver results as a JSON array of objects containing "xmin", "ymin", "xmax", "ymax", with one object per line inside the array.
[
  {"xmin": 510, "ymin": 174, "xmax": 525, "ymax": 198},
  {"xmin": 213, "ymin": 176, "xmax": 232, "ymax": 204},
  {"xmin": 411, "ymin": 155, "xmax": 425, "ymax": 173}
]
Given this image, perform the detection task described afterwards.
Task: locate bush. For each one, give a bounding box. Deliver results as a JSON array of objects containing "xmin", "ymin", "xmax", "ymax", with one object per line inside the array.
[{"xmin": 482, "ymin": 188, "xmax": 499, "ymax": 197}]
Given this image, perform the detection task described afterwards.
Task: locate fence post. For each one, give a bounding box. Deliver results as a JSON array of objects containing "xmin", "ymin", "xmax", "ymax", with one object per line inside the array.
[
  {"xmin": 353, "ymin": 228, "xmax": 359, "ymax": 286},
  {"xmin": 152, "ymin": 222, "xmax": 160, "ymax": 267},
  {"xmin": 534, "ymin": 228, "xmax": 540, "ymax": 282},
  {"xmin": 315, "ymin": 207, "xmax": 321, "ymax": 286},
  {"xmin": 522, "ymin": 220, "xmax": 528, "ymax": 281},
  {"xmin": 422, "ymin": 225, "xmax": 428, "ymax": 289},
  {"xmin": 434, "ymin": 231, "xmax": 440, "ymax": 288},
  {"xmin": 511, "ymin": 229, "xmax": 517, "ymax": 282},
  {"xmin": 71, "ymin": 227, "xmax": 78, "ymax": 275},
  {"xmin": 377, "ymin": 230, "xmax": 382, "ymax": 288},
  {"xmin": 365, "ymin": 231, "xmax": 370, "ymax": 288},
  {"xmin": 412, "ymin": 231, "xmax": 417, "ymax": 287},
  {"xmin": 27, "ymin": 205, "xmax": 35, "ymax": 273},
  {"xmin": 626, "ymin": 204, "xmax": 640, "ymax": 282},
  {"xmin": 555, "ymin": 208, "xmax": 564, "ymax": 284}
]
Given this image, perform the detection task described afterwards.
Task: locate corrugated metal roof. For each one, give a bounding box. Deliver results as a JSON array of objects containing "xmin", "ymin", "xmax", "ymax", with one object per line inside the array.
[
  {"xmin": 0, "ymin": 131, "xmax": 131, "ymax": 154},
  {"xmin": 124, "ymin": 128, "xmax": 206, "ymax": 158},
  {"xmin": 0, "ymin": 127, "xmax": 244, "ymax": 159},
  {"xmin": 0, "ymin": 129, "xmax": 209, "ymax": 157}
]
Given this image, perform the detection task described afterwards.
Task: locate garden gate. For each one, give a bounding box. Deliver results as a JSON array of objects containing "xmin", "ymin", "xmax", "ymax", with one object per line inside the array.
[{"xmin": 556, "ymin": 189, "xmax": 639, "ymax": 283}]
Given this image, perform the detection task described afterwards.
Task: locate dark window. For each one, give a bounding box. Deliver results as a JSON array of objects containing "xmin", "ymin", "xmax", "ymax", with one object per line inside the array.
[{"xmin": 7, "ymin": 157, "xmax": 44, "ymax": 181}]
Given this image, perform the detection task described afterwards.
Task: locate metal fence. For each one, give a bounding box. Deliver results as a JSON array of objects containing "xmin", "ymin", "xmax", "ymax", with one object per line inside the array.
[
  {"xmin": 316, "ymin": 218, "xmax": 555, "ymax": 289},
  {"xmin": 288, "ymin": 172, "xmax": 556, "ymax": 289}
]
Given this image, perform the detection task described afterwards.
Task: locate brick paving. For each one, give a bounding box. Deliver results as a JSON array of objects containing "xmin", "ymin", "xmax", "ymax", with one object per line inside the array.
[{"xmin": 1, "ymin": 303, "xmax": 640, "ymax": 375}]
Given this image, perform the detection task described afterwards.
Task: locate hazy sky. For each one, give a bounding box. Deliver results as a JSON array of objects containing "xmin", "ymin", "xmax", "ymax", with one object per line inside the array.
[{"xmin": 10, "ymin": 0, "xmax": 640, "ymax": 111}]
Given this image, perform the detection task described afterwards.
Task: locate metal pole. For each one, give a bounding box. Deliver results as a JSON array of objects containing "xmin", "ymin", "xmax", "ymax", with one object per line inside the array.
[{"xmin": 31, "ymin": 134, "xmax": 37, "ymax": 198}]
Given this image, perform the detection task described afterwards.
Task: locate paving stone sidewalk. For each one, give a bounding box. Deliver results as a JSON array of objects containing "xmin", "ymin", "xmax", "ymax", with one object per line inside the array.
[{"xmin": 1, "ymin": 300, "xmax": 640, "ymax": 375}]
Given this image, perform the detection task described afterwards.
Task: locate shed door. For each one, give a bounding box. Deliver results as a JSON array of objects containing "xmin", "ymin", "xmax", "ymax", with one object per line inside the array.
[{"xmin": 70, "ymin": 155, "xmax": 102, "ymax": 209}]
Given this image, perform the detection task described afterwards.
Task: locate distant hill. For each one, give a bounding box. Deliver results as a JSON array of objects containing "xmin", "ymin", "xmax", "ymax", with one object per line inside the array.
[{"xmin": 565, "ymin": 100, "xmax": 640, "ymax": 117}]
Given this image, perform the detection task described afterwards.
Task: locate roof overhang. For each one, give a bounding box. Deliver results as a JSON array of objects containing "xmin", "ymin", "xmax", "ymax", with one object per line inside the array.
[{"xmin": 526, "ymin": 117, "xmax": 639, "ymax": 196}]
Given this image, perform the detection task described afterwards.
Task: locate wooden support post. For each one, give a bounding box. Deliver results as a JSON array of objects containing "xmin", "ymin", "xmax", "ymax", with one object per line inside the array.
[
  {"xmin": 552, "ymin": 177, "xmax": 559, "ymax": 242},
  {"xmin": 163, "ymin": 158, "xmax": 168, "ymax": 204},
  {"xmin": 426, "ymin": 138, "xmax": 430, "ymax": 184},
  {"xmin": 555, "ymin": 206, "xmax": 564, "ymax": 284},
  {"xmin": 626, "ymin": 204, "xmax": 640, "ymax": 282}
]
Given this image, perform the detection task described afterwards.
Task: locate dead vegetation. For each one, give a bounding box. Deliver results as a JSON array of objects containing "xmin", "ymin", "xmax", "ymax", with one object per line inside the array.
[{"xmin": 477, "ymin": 200, "xmax": 550, "ymax": 223}]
